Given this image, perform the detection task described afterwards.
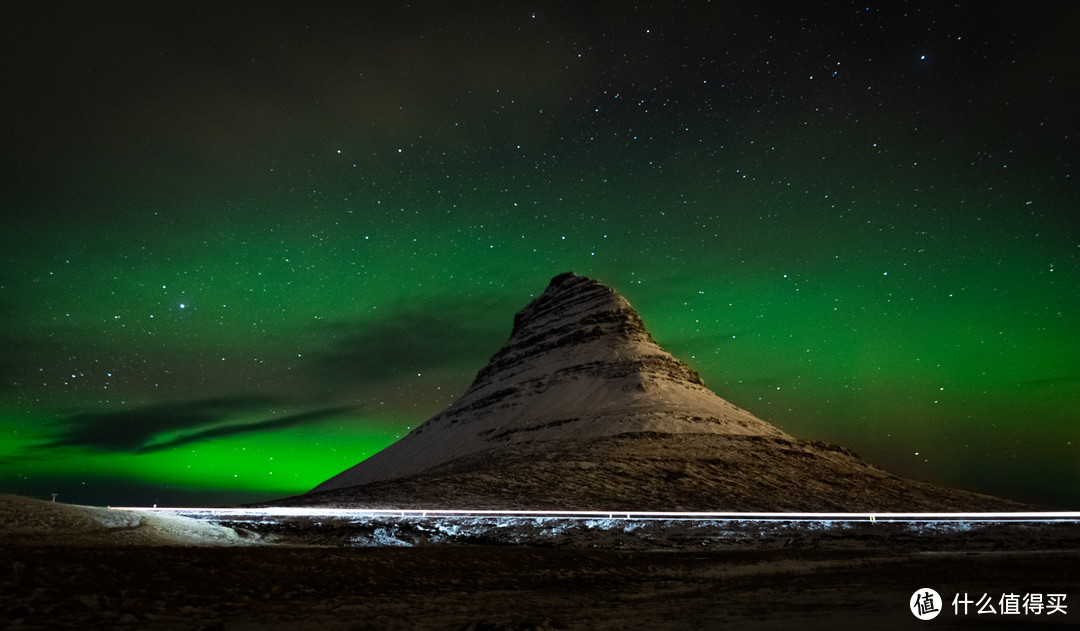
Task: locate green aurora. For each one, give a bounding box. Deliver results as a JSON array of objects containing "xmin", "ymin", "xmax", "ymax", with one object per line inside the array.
[{"xmin": 1, "ymin": 2, "xmax": 1077, "ymax": 507}]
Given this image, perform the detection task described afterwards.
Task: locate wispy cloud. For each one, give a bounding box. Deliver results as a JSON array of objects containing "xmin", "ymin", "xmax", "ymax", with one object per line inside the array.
[
  {"xmin": 47, "ymin": 397, "xmax": 352, "ymax": 453},
  {"xmin": 40, "ymin": 295, "xmax": 514, "ymax": 455},
  {"xmin": 308, "ymin": 299, "xmax": 509, "ymax": 387},
  {"xmin": 137, "ymin": 406, "xmax": 354, "ymax": 453}
]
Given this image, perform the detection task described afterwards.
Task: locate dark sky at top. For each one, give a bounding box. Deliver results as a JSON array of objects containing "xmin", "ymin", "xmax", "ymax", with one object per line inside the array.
[{"xmin": 1, "ymin": 1, "xmax": 1077, "ymax": 507}]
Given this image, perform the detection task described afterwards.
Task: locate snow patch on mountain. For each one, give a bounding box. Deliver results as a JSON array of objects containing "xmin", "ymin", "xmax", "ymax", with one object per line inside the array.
[{"xmin": 315, "ymin": 273, "xmax": 787, "ymax": 491}]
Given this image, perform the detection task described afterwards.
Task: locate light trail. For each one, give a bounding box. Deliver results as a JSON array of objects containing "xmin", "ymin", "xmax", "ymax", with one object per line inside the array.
[{"xmin": 108, "ymin": 507, "xmax": 1080, "ymax": 522}]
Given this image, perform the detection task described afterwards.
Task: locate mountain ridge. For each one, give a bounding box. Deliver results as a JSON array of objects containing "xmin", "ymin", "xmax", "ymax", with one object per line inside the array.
[{"xmin": 303, "ymin": 272, "xmax": 1029, "ymax": 511}]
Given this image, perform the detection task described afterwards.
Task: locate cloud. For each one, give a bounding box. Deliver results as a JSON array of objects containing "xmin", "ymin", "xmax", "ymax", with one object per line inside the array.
[
  {"xmin": 1018, "ymin": 376, "xmax": 1080, "ymax": 389},
  {"xmin": 137, "ymin": 406, "xmax": 355, "ymax": 453},
  {"xmin": 40, "ymin": 296, "xmax": 515, "ymax": 455},
  {"xmin": 47, "ymin": 396, "xmax": 349, "ymax": 453},
  {"xmin": 308, "ymin": 299, "xmax": 510, "ymax": 388},
  {"xmin": 0, "ymin": 452, "xmax": 48, "ymax": 465},
  {"xmin": 1015, "ymin": 376, "xmax": 1080, "ymax": 400}
]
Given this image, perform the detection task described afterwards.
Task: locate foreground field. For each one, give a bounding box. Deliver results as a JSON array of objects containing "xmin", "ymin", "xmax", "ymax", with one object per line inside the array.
[
  {"xmin": 2, "ymin": 495, "xmax": 1077, "ymax": 629},
  {"xmin": 4, "ymin": 544, "xmax": 1079, "ymax": 630}
]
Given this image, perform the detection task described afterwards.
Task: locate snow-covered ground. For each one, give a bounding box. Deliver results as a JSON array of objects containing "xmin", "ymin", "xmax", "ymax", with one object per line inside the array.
[
  {"xmin": 126, "ymin": 506, "xmax": 1080, "ymax": 552},
  {"xmin": 0, "ymin": 494, "xmax": 262, "ymax": 547}
]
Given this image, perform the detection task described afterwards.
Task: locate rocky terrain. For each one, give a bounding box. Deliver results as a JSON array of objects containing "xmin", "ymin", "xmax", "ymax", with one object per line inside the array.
[
  {"xmin": 315, "ymin": 272, "xmax": 790, "ymax": 492},
  {"xmin": 310, "ymin": 273, "xmax": 1029, "ymax": 512},
  {"xmin": 295, "ymin": 433, "xmax": 1025, "ymax": 511}
]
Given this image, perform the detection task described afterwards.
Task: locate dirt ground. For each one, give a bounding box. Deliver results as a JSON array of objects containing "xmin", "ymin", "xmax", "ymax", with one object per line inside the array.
[
  {"xmin": 2, "ymin": 495, "xmax": 1077, "ymax": 629},
  {"xmin": 4, "ymin": 543, "xmax": 1078, "ymax": 630}
]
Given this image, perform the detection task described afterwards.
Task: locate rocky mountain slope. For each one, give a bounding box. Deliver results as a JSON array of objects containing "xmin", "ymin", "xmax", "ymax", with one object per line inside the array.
[{"xmin": 305, "ymin": 273, "xmax": 1026, "ymax": 511}]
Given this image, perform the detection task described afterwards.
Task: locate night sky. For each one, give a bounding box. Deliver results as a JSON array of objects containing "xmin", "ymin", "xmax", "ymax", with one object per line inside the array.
[{"xmin": 1, "ymin": 2, "xmax": 1077, "ymax": 508}]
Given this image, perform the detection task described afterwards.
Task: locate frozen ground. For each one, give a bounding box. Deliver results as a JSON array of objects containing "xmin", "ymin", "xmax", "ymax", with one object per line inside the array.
[
  {"xmin": 0, "ymin": 494, "xmax": 260, "ymax": 547},
  {"xmin": 3, "ymin": 494, "xmax": 1079, "ymax": 630},
  {"xmin": 165, "ymin": 507, "xmax": 1080, "ymax": 552}
]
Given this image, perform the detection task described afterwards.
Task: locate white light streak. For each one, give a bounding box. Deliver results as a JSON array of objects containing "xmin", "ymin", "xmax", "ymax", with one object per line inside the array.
[{"xmin": 107, "ymin": 507, "xmax": 1080, "ymax": 522}]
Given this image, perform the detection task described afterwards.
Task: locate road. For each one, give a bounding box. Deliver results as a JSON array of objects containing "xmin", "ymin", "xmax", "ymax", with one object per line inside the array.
[{"xmin": 109, "ymin": 506, "xmax": 1080, "ymax": 523}]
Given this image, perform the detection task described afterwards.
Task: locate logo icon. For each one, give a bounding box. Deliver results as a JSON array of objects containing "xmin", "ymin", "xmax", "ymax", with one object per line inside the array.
[{"xmin": 911, "ymin": 588, "xmax": 942, "ymax": 620}]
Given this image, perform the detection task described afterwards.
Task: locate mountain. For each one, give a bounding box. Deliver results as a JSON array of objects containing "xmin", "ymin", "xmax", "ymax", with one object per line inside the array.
[{"xmin": 302, "ymin": 273, "xmax": 1025, "ymax": 511}]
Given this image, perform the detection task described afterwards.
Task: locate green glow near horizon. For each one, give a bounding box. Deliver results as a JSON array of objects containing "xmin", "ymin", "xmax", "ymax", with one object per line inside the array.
[
  {"xmin": 1, "ymin": 410, "xmax": 403, "ymax": 504},
  {"xmin": 3, "ymin": 202, "xmax": 1075, "ymax": 506}
]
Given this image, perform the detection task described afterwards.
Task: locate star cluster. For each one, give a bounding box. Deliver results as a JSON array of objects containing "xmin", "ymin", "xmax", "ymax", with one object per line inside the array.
[{"xmin": 0, "ymin": 2, "xmax": 1076, "ymax": 507}]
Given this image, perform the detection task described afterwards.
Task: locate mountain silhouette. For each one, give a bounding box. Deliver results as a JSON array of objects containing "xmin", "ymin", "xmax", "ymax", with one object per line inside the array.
[{"xmin": 301, "ymin": 273, "xmax": 1026, "ymax": 511}]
